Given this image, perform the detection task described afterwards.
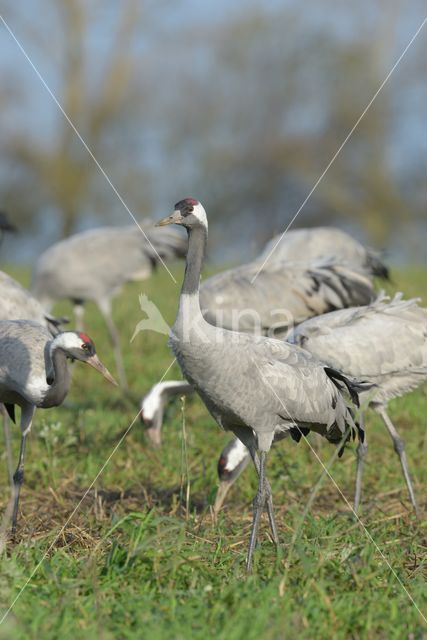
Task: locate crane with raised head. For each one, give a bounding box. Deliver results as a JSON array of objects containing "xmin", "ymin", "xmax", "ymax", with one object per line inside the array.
[
  {"xmin": 155, "ymin": 198, "xmax": 365, "ymax": 571},
  {"xmin": 141, "ymin": 226, "xmax": 384, "ymax": 445}
]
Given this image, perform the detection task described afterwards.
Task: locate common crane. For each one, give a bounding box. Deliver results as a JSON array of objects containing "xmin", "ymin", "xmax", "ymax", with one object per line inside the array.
[
  {"xmin": 0, "ymin": 321, "xmax": 116, "ymax": 531},
  {"xmin": 213, "ymin": 294, "xmax": 425, "ymax": 516},
  {"xmin": 155, "ymin": 198, "xmax": 365, "ymax": 571},
  {"xmin": 141, "ymin": 228, "xmax": 384, "ymax": 445}
]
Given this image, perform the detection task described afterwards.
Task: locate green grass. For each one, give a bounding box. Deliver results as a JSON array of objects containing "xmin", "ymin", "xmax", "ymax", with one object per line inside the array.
[{"xmin": 0, "ymin": 264, "xmax": 425, "ymax": 639}]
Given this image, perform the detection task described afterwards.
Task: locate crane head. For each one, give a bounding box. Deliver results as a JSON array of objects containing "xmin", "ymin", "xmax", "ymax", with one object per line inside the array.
[
  {"xmin": 140, "ymin": 389, "xmax": 163, "ymax": 447},
  {"xmin": 155, "ymin": 198, "xmax": 207, "ymax": 230},
  {"xmin": 213, "ymin": 438, "xmax": 251, "ymax": 516}
]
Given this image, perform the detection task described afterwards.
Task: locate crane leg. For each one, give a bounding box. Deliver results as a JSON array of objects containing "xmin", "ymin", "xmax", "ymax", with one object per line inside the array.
[
  {"xmin": 11, "ymin": 404, "xmax": 35, "ymax": 533},
  {"xmin": 97, "ymin": 298, "xmax": 128, "ymax": 392},
  {"xmin": 73, "ymin": 302, "xmax": 85, "ymax": 332},
  {"xmin": 231, "ymin": 427, "xmax": 277, "ymax": 572},
  {"xmin": 246, "ymin": 451, "xmax": 268, "ymax": 573},
  {"xmin": 377, "ymin": 407, "xmax": 419, "ymax": 516},
  {"xmin": 353, "ymin": 413, "xmax": 367, "ymax": 514},
  {"xmin": 251, "ymin": 451, "xmax": 278, "ymax": 546},
  {"xmin": 1, "ymin": 404, "xmax": 14, "ymax": 487}
]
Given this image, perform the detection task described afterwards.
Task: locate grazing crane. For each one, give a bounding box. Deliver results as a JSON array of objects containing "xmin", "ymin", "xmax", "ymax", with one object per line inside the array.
[
  {"xmin": 141, "ymin": 233, "xmax": 382, "ymax": 445},
  {"xmin": 257, "ymin": 226, "xmax": 389, "ymax": 279},
  {"xmin": 32, "ymin": 222, "xmax": 187, "ymax": 390},
  {"xmin": 213, "ymin": 294, "xmax": 426, "ymax": 516},
  {"xmin": 156, "ymin": 198, "xmax": 365, "ymax": 571},
  {"xmin": 140, "ymin": 381, "xmax": 193, "ymax": 447},
  {"xmin": 214, "ymin": 437, "xmax": 251, "ymax": 515},
  {"xmin": 0, "ymin": 320, "xmax": 117, "ymax": 531}
]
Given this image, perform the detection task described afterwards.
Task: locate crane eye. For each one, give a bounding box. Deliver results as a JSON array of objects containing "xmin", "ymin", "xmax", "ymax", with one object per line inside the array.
[{"xmin": 81, "ymin": 343, "xmax": 88, "ymax": 350}]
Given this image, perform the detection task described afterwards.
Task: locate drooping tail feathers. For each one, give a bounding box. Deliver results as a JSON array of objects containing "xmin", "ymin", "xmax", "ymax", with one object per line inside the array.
[
  {"xmin": 324, "ymin": 366, "xmax": 374, "ymax": 408},
  {"xmin": 324, "ymin": 367, "xmax": 374, "ymax": 451}
]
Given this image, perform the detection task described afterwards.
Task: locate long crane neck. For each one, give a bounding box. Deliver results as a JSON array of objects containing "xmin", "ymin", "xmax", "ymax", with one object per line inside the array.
[
  {"xmin": 42, "ymin": 338, "xmax": 71, "ymax": 407},
  {"xmin": 174, "ymin": 224, "xmax": 207, "ymax": 329},
  {"xmin": 182, "ymin": 225, "xmax": 207, "ymax": 297}
]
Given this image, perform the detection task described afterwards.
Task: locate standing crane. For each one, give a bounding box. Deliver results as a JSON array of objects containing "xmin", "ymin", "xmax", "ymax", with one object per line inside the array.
[
  {"xmin": 155, "ymin": 198, "xmax": 365, "ymax": 571},
  {"xmin": 213, "ymin": 294, "xmax": 425, "ymax": 516},
  {"xmin": 141, "ymin": 226, "xmax": 385, "ymax": 445},
  {"xmin": 32, "ymin": 222, "xmax": 187, "ymax": 390},
  {"xmin": 0, "ymin": 320, "xmax": 117, "ymax": 531}
]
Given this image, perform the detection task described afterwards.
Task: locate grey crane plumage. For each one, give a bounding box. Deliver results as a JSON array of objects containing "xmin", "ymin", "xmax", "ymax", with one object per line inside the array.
[
  {"xmin": 0, "ymin": 270, "xmax": 67, "ymax": 486},
  {"xmin": 289, "ymin": 293, "xmax": 426, "ymax": 514},
  {"xmin": 213, "ymin": 294, "xmax": 426, "ymax": 516},
  {"xmin": 156, "ymin": 198, "xmax": 364, "ymax": 571},
  {"xmin": 32, "ymin": 222, "xmax": 187, "ymax": 390},
  {"xmin": 0, "ymin": 270, "xmax": 66, "ymax": 335},
  {"xmin": 0, "ymin": 320, "xmax": 117, "ymax": 531},
  {"xmin": 200, "ymin": 260, "xmax": 374, "ymax": 336},
  {"xmin": 142, "ymin": 230, "xmax": 381, "ymax": 446},
  {"xmin": 257, "ymin": 226, "xmax": 389, "ymax": 280}
]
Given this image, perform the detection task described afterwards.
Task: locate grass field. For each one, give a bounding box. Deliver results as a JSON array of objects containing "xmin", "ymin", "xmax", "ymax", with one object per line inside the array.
[{"xmin": 0, "ymin": 264, "xmax": 425, "ymax": 639}]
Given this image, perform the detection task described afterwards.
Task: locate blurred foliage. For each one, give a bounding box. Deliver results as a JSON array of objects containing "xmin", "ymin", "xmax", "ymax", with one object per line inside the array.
[{"xmin": 0, "ymin": 1, "xmax": 426, "ymax": 259}]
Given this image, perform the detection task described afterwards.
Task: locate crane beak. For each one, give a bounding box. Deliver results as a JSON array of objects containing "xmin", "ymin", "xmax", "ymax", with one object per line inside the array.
[
  {"xmin": 155, "ymin": 210, "xmax": 183, "ymax": 227},
  {"xmin": 86, "ymin": 354, "xmax": 119, "ymax": 386},
  {"xmin": 212, "ymin": 479, "xmax": 234, "ymax": 519}
]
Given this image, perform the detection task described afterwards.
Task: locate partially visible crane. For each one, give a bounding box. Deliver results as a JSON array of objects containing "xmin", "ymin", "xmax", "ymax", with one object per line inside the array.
[
  {"xmin": 140, "ymin": 381, "xmax": 193, "ymax": 447},
  {"xmin": 256, "ymin": 226, "xmax": 389, "ymax": 279},
  {"xmin": 213, "ymin": 294, "xmax": 425, "ymax": 517},
  {"xmin": 0, "ymin": 270, "xmax": 66, "ymax": 334},
  {"xmin": 32, "ymin": 222, "xmax": 187, "ymax": 390},
  {"xmin": 0, "ymin": 270, "xmax": 67, "ymax": 486}
]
